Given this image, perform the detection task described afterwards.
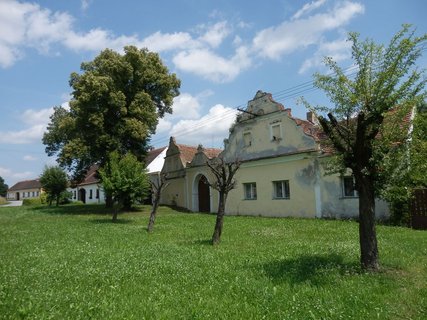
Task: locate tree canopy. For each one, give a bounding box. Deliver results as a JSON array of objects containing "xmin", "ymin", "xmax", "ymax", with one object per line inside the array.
[
  {"xmin": 0, "ymin": 176, "xmax": 8, "ymax": 197},
  {"xmin": 306, "ymin": 25, "xmax": 426, "ymax": 270},
  {"xmin": 39, "ymin": 166, "xmax": 69, "ymax": 206},
  {"xmin": 99, "ymin": 152, "xmax": 150, "ymax": 221},
  {"xmin": 43, "ymin": 46, "xmax": 180, "ymax": 181}
]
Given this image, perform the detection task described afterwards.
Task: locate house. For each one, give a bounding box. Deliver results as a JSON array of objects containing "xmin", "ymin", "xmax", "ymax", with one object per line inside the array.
[
  {"xmin": 7, "ymin": 179, "xmax": 43, "ymax": 201},
  {"xmin": 68, "ymin": 147, "xmax": 169, "ymax": 204},
  {"xmin": 159, "ymin": 91, "xmax": 390, "ymax": 219},
  {"xmin": 159, "ymin": 139, "xmax": 222, "ymax": 210},
  {"xmin": 68, "ymin": 165, "xmax": 104, "ymax": 204}
]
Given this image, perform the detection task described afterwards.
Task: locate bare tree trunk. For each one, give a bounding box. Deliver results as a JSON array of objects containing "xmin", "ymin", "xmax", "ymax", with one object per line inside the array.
[
  {"xmin": 357, "ymin": 175, "xmax": 379, "ymax": 271},
  {"xmin": 147, "ymin": 201, "xmax": 159, "ymax": 233},
  {"xmin": 212, "ymin": 192, "xmax": 226, "ymax": 245}
]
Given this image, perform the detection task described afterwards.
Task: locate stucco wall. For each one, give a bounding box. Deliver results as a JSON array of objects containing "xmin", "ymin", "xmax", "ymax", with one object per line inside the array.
[
  {"xmin": 318, "ymin": 171, "xmax": 389, "ymax": 219},
  {"xmin": 161, "ymin": 177, "xmax": 187, "ymax": 208},
  {"xmin": 68, "ymin": 184, "xmax": 105, "ymax": 204},
  {"xmin": 7, "ymin": 188, "xmax": 41, "ymax": 200},
  {"xmin": 225, "ymin": 155, "xmax": 317, "ymax": 217}
]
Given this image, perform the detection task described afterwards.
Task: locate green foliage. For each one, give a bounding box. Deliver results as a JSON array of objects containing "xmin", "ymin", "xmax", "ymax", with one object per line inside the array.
[
  {"xmin": 0, "ymin": 205, "xmax": 426, "ymax": 319},
  {"xmin": 304, "ymin": 25, "xmax": 426, "ymax": 269},
  {"xmin": 0, "ymin": 176, "xmax": 8, "ymax": 197},
  {"xmin": 307, "ymin": 25, "xmax": 426, "ymax": 182},
  {"xmin": 99, "ymin": 152, "xmax": 150, "ymax": 211},
  {"xmin": 39, "ymin": 166, "xmax": 69, "ymax": 206},
  {"xmin": 22, "ymin": 198, "xmax": 43, "ymax": 206},
  {"xmin": 43, "ymin": 46, "xmax": 180, "ymax": 181},
  {"xmin": 380, "ymin": 102, "xmax": 427, "ymax": 224}
]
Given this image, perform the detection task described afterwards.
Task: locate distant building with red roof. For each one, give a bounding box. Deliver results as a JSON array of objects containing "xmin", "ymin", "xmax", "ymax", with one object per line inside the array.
[{"xmin": 7, "ymin": 179, "xmax": 43, "ymax": 200}]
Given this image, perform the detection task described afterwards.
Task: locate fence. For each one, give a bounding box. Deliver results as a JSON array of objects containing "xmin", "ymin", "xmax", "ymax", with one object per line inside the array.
[{"xmin": 410, "ymin": 188, "xmax": 427, "ymax": 230}]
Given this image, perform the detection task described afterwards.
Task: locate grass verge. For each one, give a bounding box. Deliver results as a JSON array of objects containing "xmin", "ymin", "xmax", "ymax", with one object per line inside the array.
[{"xmin": 0, "ymin": 205, "xmax": 425, "ymax": 319}]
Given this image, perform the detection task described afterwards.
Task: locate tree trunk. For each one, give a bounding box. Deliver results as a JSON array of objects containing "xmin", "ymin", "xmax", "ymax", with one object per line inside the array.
[
  {"xmin": 105, "ymin": 194, "xmax": 114, "ymax": 208},
  {"xmin": 113, "ymin": 202, "xmax": 120, "ymax": 222},
  {"xmin": 56, "ymin": 194, "xmax": 60, "ymax": 207},
  {"xmin": 357, "ymin": 175, "xmax": 379, "ymax": 271},
  {"xmin": 147, "ymin": 201, "xmax": 159, "ymax": 233},
  {"xmin": 212, "ymin": 192, "xmax": 226, "ymax": 245}
]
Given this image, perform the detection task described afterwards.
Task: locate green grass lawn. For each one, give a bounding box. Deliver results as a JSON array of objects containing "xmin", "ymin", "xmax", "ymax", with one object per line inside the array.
[{"xmin": 0, "ymin": 205, "xmax": 425, "ymax": 319}]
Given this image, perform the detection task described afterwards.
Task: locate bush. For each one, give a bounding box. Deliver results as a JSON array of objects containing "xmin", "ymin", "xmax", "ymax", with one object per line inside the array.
[
  {"xmin": 0, "ymin": 196, "xmax": 8, "ymax": 205},
  {"xmin": 23, "ymin": 198, "xmax": 43, "ymax": 206}
]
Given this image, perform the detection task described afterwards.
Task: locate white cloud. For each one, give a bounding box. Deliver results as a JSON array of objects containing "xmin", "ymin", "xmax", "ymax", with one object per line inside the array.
[
  {"xmin": 156, "ymin": 118, "xmax": 173, "ymax": 134},
  {"xmin": 0, "ymin": 166, "xmax": 33, "ymax": 181},
  {"xmin": 199, "ymin": 21, "xmax": 231, "ymax": 48},
  {"xmin": 81, "ymin": 0, "xmax": 92, "ymax": 12},
  {"xmin": 21, "ymin": 107, "xmax": 54, "ymax": 126},
  {"xmin": 252, "ymin": 1, "xmax": 364, "ymax": 60},
  {"xmin": 169, "ymin": 104, "xmax": 238, "ymax": 146},
  {"xmin": 0, "ymin": 107, "xmax": 53, "ymax": 144},
  {"xmin": 0, "ymin": 124, "xmax": 46, "ymax": 144},
  {"xmin": 173, "ymin": 46, "xmax": 251, "ymax": 83},
  {"xmin": 299, "ymin": 37, "xmax": 352, "ymax": 74},
  {"xmin": 171, "ymin": 93, "xmax": 201, "ymax": 119},
  {"xmin": 23, "ymin": 155, "xmax": 38, "ymax": 161},
  {"xmin": 139, "ymin": 31, "xmax": 196, "ymax": 52},
  {"xmin": 292, "ymin": 0, "xmax": 327, "ymax": 20}
]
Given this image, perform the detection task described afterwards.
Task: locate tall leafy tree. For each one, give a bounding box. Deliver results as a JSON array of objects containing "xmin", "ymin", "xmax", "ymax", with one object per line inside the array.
[
  {"xmin": 0, "ymin": 176, "xmax": 8, "ymax": 197},
  {"xmin": 43, "ymin": 46, "xmax": 180, "ymax": 189},
  {"xmin": 305, "ymin": 25, "xmax": 426, "ymax": 270},
  {"xmin": 98, "ymin": 152, "xmax": 150, "ymax": 222},
  {"xmin": 39, "ymin": 166, "xmax": 68, "ymax": 206},
  {"xmin": 206, "ymin": 157, "xmax": 240, "ymax": 245}
]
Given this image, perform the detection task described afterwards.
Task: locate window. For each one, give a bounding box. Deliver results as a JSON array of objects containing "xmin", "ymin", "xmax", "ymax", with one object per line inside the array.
[
  {"xmin": 273, "ymin": 180, "xmax": 290, "ymax": 199},
  {"xmin": 343, "ymin": 176, "xmax": 358, "ymax": 197},
  {"xmin": 89, "ymin": 189, "xmax": 93, "ymax": 199},
  {"xmin": 270, "ymin": 123, "xmax": 282, "ymax": 141},
  {"xmin": 244, "ymin": 183, "xmax": 257, "ymax": 200},
  {"xmin": 243, "ymin": 132, "xmax": 252, "ymax": 147},
  {"xmin": 96, "ymin": 189, "xmax": 99, "ymax": 199},
  {"xmin": 73, "ymin": 190, "xmax": 76, "ymax": 199},
  {"xmin": 32, "ymin": 192, "xmax": 35, "ymax": 197}
]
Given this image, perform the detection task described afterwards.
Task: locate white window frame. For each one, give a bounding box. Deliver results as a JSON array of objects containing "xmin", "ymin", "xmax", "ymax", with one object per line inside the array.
[
  {"xmin": 243, "ymin": 132, "xmax": 252, "ymax": 147},
  {"xmin": 270, "ymin": 123, "xmax": 282, "ymax": 142},
  {"xmin": 273, "ymin": 180, "xmax": 290, "ymax": 199},
  {"xmin": 342, "ymin": 176, "xmax": 358, "ymax": 197},
  {"xmin": 243, "ymin": 182, "xmax": 257, "ymax": 200}
]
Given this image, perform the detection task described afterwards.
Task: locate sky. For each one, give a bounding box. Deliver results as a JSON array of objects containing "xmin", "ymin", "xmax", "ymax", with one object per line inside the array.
[{"xmin": 0, "ymin": 0, "xmax": 426, "ymax": 187}]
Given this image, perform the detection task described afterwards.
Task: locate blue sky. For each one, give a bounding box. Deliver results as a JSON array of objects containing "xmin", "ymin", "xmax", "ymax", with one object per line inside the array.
[{"xmin": 0, "ymin": 0, "xmax": 425, "ymax": 186}]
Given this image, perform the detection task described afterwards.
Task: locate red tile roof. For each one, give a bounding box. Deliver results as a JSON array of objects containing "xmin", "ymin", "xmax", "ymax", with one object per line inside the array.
[
  {"xmin": 8, "ymin": 179, "xmax": 42, "ymax": 191},
  {"xmin": 176, "ymin": 143, "xmax": 222, "ymax": 165}
]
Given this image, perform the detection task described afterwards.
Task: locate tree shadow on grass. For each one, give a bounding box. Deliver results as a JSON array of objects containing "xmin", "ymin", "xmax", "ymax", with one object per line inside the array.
[
  {"xmin": 192, "ymin": 239, "xmax": 213, "ymax": 246},
  {"xmin": 262, "ymin": 253, "xmax": 360, "ymax": 287},
  {"xmin": 88, "ymin": 218, "xmax": 134, "ymax": 224},
  {"xmin": 30, "ymin": 204, "xmax": 120, "ymax": 216}
]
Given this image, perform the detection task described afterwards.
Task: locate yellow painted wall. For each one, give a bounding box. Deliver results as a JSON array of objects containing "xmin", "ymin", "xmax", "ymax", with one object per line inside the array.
[
  {"xmin": 225, "ymin": 155, "xmax": 317, "ymax": 217},
  {"xmin": 161, "ymin": 177, "xmax": 187, "ymax": 208}
]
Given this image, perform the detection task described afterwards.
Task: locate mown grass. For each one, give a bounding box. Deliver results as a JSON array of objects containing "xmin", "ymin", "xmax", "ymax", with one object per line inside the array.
[{"xmin": 0, "ymin": 205, "xmax": 425, "ymax": 319}]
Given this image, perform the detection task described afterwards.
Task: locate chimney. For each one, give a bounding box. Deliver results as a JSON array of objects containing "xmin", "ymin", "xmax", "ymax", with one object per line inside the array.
[{"xmin": 306, "ymin": 111, "xmax": 317, "ymax": 124}]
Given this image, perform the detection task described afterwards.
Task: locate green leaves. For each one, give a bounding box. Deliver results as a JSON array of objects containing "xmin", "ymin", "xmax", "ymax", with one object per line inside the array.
[
  {"xmin": 98, "ymin": 152, "xmax": 150, "ymax": 211},
  {"xmin": 43, "ymin": 46, "xmax": 181, "ymax": 181},
  {"xmin": 39, "ymin": 166, "xmax": 68, "ymax": 206}
]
